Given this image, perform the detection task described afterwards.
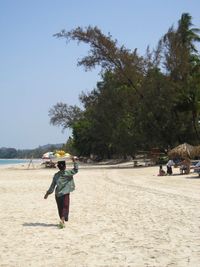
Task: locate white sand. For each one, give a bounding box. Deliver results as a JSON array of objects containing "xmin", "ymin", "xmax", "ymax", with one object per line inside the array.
[{"xmin": 0, "ymin": 162, "xmax": 200, "ymax": 267}]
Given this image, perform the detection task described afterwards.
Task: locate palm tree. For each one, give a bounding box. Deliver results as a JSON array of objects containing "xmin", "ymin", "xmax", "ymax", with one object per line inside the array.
[
  {"xmin": 162, "ymin": 13, "xmax": 200, "ymax": 141},
  {"xmin": 177, "ymin": 13, "xmax": 200, "ymax": 54},
  {"xmin": 177, "ymin": 13, "xmax": 200, "ymax": 141}
]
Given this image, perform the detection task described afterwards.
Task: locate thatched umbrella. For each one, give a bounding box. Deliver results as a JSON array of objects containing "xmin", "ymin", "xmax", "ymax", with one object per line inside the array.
[
  {"xmin": 168, "ymin": 143, "xmax": 196, "ymax": 159},
  {"xmin": 194, "ymin": 145, "xmax": 200, "ymax": 158}
]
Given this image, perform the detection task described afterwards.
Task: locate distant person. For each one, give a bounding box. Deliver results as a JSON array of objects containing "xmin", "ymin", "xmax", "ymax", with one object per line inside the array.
[
  {"xmin": 166, "ymin": 159, "xmax": 175, "ymax": 175},
  {"xmin": 179, "ymin": 158, "xmax": 191, "ymax": 174},
  {"xmin": 191, "ymin": 160, "xmax": 200, "ymax": 176},
  {"xmin": 44, "ymin": 157, "xmax": 78, "ymax": 228},
  {"xmin": 158, "ymin": 165, "xmax": 166, "ymax": 176}
]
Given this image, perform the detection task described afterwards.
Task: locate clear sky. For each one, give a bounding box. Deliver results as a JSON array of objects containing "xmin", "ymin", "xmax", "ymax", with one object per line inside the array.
[{"xmin": 1, "ymin": 0, "xmax": 200, "ymax": 149}]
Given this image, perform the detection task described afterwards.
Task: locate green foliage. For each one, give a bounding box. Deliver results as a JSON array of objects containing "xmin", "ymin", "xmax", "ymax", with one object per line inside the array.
[
  {"xmin": 0, "ymin": 148, "xmax": 17, "ymax": 158},
  {"xmin": 161, "ymin": 13, "xmax": 200, "ymax": 142},
  {"xmin": 0, "ymin": 144, "xmax": 64, "ymax": 159},
  {"xmin": 156, "ymin": 155, "xmax": 169, "ymax": 165},
  {"xmin": 62, "ymin": 137, "xmax": 79, "ymax": 156},
  {"xmin": 49, "ymin": 13, "xmax": 200, "ymax": 159}
]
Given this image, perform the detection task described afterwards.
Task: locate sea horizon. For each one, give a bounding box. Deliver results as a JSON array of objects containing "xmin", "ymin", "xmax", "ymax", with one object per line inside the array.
[{"xmin": 0, "ymin": 159, "xmax": 30, "ymax": 166}]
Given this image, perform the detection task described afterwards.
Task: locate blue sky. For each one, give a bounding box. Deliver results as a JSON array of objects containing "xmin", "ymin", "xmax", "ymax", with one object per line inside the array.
[{"xmin": 0, "ymin": 0, "xmax": 200, "ymax": 149}]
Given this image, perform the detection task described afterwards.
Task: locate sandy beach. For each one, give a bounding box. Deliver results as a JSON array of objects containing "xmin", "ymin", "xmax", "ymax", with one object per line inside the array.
[{"xmin": 0, "ymin": 161, "xmax": 200, "ymax": 267}]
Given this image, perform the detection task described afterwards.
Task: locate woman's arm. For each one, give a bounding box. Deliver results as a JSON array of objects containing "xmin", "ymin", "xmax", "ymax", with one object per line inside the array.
[{"xmin": 44, "ymin": 175, "xmax": 57, "ymax": 199}]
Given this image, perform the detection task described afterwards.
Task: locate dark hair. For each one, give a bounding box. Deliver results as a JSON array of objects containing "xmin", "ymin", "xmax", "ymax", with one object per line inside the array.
[{"xmin": 57, "ymin": 161, "xmax": 66, "ymax": 169}]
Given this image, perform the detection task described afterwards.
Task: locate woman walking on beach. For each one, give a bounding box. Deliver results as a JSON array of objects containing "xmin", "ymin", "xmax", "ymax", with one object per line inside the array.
[{"xmin": 44, "ymin": 157, "xmax": 78, "ymax": 228}]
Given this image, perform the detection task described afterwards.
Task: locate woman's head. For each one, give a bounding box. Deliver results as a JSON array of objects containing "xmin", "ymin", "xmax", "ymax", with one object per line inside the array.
[{"xmin": 57, "ymin": 161, "xmax": 66, "ymax": 170}]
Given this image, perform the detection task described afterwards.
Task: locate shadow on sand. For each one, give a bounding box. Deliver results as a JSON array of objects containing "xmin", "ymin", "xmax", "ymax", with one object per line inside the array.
[
  {"xmin": 23, "ymin": 222, "xmax": 58, "ymax": 228},
  {"xmin": 186, "ymin": 175, "xmax": 200, "ymax": 179}
]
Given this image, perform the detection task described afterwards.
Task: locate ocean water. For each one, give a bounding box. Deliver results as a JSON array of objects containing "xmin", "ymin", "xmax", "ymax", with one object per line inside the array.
[{"xmin": 0, "ymin": 159, "xmax": 29, "ymax": 166}]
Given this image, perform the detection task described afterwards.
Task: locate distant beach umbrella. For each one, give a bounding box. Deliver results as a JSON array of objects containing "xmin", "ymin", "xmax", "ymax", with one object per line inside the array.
[
  {"xmin": 168, "ymin": 143, "xmax": 196, "ymax": 159},
  {"xmin": 42, "ymin": 152, "xmax": 55, "ymax": 159}
]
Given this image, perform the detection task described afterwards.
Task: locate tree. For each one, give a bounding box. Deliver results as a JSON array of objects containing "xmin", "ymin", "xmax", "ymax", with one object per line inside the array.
[
  {"xmin": 62, "ymin": 137, "xmax": 78, "ymax": 156},
  {"xmin": 52, "ymin": 26, "xmax": 162, "ymax": 152},
  {"xmin": 162, "ymin": 13, "xmax": 200, "ymax": 81},
  {"xmin": 54, "ymin": 26, "xmax": 146, "ymax": 99},
  {"xmin": 161, "ymin": 13, "xmax": 200, "ymax": 142},
  {"xmin": 49, "ymin": 102, "xmax": 82, "ymax": 131}
]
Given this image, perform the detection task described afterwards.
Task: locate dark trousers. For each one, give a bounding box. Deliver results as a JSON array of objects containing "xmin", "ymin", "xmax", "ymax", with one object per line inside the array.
[
  {"xmin": 55, "ymin": 194, "xmax": 70, "ymax": 221},
  {"xmin": 167, "ymin": 166, "xmax": 172, "ymax": 175}
]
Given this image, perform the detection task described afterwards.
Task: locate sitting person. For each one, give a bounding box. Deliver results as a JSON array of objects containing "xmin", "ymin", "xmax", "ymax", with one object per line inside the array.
[
  {"xmin": 190, "ymin": 160, "xmax": 200, "ymax": 176},
  {"xmin": 179, "ymin": 158, "xmax": 191, "ymax": 174},
  {"xmin": 158, "ymin": 165, "xmax": 166, "ymax": 176}
]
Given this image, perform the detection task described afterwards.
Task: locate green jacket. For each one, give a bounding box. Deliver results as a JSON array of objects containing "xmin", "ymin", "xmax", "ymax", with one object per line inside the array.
[{"xmin": 46, "ymin": 162, "xmax": 78, "ymax": 197}]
